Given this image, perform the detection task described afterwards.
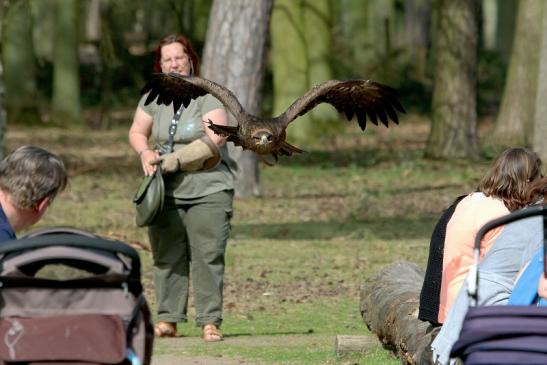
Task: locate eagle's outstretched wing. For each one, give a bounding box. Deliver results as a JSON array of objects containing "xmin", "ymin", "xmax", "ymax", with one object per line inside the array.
[
  {"xmin": 280, "ymin": 79, "xmax": 405, "ymax": 130},
  {"xmin": 140, "ymin": 73, "xmax": 247, "ymax": 121}
]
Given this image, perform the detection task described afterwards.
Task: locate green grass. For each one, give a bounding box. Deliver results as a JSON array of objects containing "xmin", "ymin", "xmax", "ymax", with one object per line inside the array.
[{"xmin": 8, "ymin": 119, "xmax": 492, "ymax": 364}]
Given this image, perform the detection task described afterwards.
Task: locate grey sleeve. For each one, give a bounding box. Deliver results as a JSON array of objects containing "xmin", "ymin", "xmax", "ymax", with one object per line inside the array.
[
  {"xmin": 431, "ymin": 283, "xmax": 471, "ymax": 365},
  {"xmin": 137, "ymin": 93, "xmax": 158, "ymax": 117},
  {"xmin": 519, "ymin": 217, "xmax": 543, "ymax": 267},
  {"xmin": 201, "ymin": 94, "xmax": 224, "ymax": 115}
]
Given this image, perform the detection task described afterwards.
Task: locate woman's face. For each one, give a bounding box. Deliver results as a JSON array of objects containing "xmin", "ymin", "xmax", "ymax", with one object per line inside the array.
[{"xmin": 160, "ymin": 42, "xmax": 191, "ymax": 75}]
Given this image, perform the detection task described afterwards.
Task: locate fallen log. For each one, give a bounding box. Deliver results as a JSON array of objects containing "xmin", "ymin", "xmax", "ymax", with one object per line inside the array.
[
  {"xmin": 334, "ymin": 335, "xmax": 377, "ymax": 357},
  {"xmin": 360, "ymin": 261, "xmax": 437, "ymax": 364}
]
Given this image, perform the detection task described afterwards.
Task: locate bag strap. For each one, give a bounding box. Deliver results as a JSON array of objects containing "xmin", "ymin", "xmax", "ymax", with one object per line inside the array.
[{"xmin": 164, "ymin": 105, "xmax": 184, "ymax": 153}]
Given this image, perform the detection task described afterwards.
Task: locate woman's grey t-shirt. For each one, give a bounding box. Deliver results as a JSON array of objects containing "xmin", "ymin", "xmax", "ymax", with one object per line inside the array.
[{"xmin": 138, "ymin": 93, "xmax": 236, "ymax": 199}]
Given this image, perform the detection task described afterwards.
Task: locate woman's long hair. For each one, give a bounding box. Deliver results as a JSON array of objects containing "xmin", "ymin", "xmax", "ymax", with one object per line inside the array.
[
  {"xmin": 526, "ymin": 176, "xmax": 547, "ymax": 205},
  {"xmin": 153, "ymin": 34, "xmax": 200, "ymax": 76},
  {"xmin": 478, "ymin": 147, "xmax": 542, "ymax": 211}
]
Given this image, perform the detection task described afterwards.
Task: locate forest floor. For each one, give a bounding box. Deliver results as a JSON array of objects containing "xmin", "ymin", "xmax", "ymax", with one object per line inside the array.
[{"xmin": 8, "ymin": 115, "xmax": 500, "ymax": 364}]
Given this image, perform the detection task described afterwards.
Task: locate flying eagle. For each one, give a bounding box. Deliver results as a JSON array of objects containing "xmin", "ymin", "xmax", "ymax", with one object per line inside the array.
[{"xmin": 141, "ymin": 73, "xmax": 405, "ymax": 159}]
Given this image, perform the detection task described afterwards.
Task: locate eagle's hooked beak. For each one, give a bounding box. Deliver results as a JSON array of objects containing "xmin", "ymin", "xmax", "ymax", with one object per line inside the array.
[
  {"xmin": 253, "ymin": 130, "xmax": 273, "ymax": 145},
  {"xmin": 259, "ymin": 134, "xmax": 270, "ymax": 145}
]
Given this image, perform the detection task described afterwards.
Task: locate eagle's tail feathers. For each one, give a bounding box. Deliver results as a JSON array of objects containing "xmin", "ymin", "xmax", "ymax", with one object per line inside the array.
[
  {"xmin": 207, "ymin": 119, "xmax": 239, "ymax": 137},
  {"xmin": 261, "ymin": 154, "xmax": 278, "ymax": 166},
  {"xmin": 278, "ymin": 141, "xmax": 305, "ymax": 156}
]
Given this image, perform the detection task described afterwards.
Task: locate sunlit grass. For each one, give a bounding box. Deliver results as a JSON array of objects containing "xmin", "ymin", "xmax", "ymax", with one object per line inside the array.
[{"xmin": 7, "ymin": 119, "xmax": 492, "ymax": 364}]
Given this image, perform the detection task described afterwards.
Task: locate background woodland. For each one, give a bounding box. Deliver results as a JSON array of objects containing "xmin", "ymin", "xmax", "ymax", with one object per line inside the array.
[{"xmin": 0, "ymin": 0, "xmax": 545, "ymax": 194}]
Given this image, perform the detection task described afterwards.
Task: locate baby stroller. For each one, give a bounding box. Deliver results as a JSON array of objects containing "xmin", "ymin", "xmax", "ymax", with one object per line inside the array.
[
  {"xmin": 0, "ymin": 227, "xmax": 153, "ymax": 365},
  {"xmin": 450, "ymin": 204, "xmax": 547, "ymax": 364}
]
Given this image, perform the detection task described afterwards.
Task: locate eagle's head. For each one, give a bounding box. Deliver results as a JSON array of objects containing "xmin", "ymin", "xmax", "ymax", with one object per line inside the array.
[{"xmin": 252, "ymin": 129, "xmax": 274, "ymax": 146}]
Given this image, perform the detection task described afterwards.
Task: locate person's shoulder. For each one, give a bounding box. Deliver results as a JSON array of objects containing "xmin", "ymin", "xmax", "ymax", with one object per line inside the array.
[
  {"xmin": 466, "ymin": 192, "xmax": 507, "ymax": 210},
  {"xmin": 0, "ymin": 219, "xmax": 15, "ymax": 243},
  {"xmin": 138, "ymin": 92, "xmax": 160, "ymax": 114}
]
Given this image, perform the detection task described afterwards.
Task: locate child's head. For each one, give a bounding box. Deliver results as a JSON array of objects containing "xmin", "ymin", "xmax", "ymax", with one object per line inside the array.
[{"xmin": 478, "ymin": 148, "xmax": 542, "ymax": 211}]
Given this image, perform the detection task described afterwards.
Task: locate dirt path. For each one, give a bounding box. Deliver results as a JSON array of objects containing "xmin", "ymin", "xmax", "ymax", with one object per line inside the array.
[{"xmin": 152, "ymin": 334, "xmax": 337, "ymax": 365}]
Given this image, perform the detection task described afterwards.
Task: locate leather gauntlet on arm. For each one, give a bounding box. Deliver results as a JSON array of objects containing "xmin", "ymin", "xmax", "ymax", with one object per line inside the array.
[{"xmin": 152, "ymin": 136, "xmax": 221, "ymax": 173}]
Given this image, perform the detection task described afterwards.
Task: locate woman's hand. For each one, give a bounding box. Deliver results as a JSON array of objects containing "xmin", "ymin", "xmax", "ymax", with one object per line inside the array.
[{"xmin": 140, "ymin": 149, "xmax": 160, "ymax": 176}]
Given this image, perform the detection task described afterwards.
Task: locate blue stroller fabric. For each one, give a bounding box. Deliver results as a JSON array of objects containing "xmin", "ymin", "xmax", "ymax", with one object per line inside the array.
[{"xmin": 508, "ymin": 250, "xmax": 547, "ymax": 306}]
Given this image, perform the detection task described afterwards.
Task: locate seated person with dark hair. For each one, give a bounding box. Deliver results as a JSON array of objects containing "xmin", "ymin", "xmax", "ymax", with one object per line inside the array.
[
  {"xmin": 420, "ymin": 148, "xmax": 542, "ymax": 326},
  {"xmin": 431, "ymin": 176, "xmax": 546, "ymax": 365}
]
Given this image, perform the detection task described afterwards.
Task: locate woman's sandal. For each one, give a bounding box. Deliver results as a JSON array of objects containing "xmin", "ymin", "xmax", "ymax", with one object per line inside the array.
[
  {"xmin": 154, "ymin": 321, "xmax": 177, "ymax": 337},
  {"xmin": 202, "ymin": 324, "xmax": 223, "ymax": 342}
]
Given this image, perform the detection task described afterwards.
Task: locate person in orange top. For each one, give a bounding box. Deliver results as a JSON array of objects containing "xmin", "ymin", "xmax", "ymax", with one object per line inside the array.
[{"xmin": 437, "ymin": 147, "xmax": 542, "ymax": 323}]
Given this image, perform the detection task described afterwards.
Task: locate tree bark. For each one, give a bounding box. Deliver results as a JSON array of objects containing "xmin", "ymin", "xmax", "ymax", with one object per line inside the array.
[
  {"xmin": 492, "ymin": 0, "xmax": 543, "ymax": 146},
  {"xmin": 481, "ymin": 0, "xmax": 496, "ymax": 50},
  {"xmin": 30, "ymin": 0, "xmax": 55, "ymax": 63},
  {"xmin": 425, "ymin": 0, "xmax": 479, "ymax": 159},
  {"xmin": 271, "ymin": 0, "xmax": 337, "ymax": 143},
  {"xmin": 201, "ymin": 0, "xmax": 272, "ymax": 197},
  {"xmin": 404, "ymin": 0, "xmax": 432, "ymax": 83},
  {"xmin": 0, "ymin": 0, "xmax": 13, "ymax": 158},
  {"xmin": 360, "ymin": 261, "xmax": 435, "ymax": 365},
  {"xmin": 534, "ymin": 4, "xmax": 547, "ymax": 162},
  {"xmin": 495, "ymin": 0, "xmax": 517, "ymax": 66},
  {"xmin": 52, "ymin": 0, "xmax": 82, "ymax": 125},
  {"xmin": 2, "ymin": 0, "xmax": 40, "ymax": 124}
]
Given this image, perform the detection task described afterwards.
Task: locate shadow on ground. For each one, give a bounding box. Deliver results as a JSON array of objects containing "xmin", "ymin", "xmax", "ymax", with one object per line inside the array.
[
  {"xmin": 277, "ymin": 146, "xmax": 422, "ymax": 168},
  {"xmin": 232, "ymin": 215, "xmax": 436, "ymax": 241}
]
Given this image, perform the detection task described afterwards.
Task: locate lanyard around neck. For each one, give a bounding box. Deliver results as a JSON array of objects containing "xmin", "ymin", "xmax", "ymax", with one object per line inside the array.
[{"xmin": 165, "ymin": 105, "xmax": 184, "ymax": 153}]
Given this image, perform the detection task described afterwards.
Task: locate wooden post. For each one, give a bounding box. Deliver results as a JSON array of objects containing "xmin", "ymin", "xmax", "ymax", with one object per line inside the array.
[{"xmin": 335, "ymin": 335, "xmax": 378, "ymax": 357}]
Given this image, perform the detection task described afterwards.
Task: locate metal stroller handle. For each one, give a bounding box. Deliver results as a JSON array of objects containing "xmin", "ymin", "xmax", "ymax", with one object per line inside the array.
[{"xmin": 0, "ymin": 228, "xmax": 143, "ymax": 295}]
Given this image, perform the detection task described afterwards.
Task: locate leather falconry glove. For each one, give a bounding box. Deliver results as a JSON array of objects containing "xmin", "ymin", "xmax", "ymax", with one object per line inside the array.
[{"xmin": 152, "ymin": 136, "xmax": 221, "ymax": 173}]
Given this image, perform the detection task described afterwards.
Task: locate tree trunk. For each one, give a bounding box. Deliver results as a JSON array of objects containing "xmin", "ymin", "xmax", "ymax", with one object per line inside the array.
[
  {"xmin": 425, "ymin": 0, "xmax": 479, "ymax": 159},
  {"xmin": 534, "ymin": 4, "xmax": 547, "ymax": 162},
  {"xmin": 2, "ymin": 0, "xmax": 40, "ymax": 124},
  {"xmin": 30, "ymin": 0, "xmax": 55, "ymax": 63},
  {"xmin": 271, "ymin": 0, "xmax": 308, "ymax": 136},
  {"xmin": 360, "ymin": 261, "xmax": 435, "ymax": 365},
  {"xmin": 271, "ymin": 0, "xmax": 337, "ymax": 143},
  {"xmin": 0, "ymin": 0, "xmax": 13, "ymax": 158},
  {"xmin": 404, "ymin": 0, "xmax": 432, "ymax": 83},
  {"xmin": 52, "ymin": 0, "xmax": 82, "ymax": 125},
  {"xmin": 481, "ymin": 0, "xmax": 496, "ymax": 50},
  {"xmin": 337, "ymin": 0, "xmax": 370, "ymax": 70},
  {"xmin": 492, "ymin": 0, "xmax": 543, "ymax": 146},
  {"xmin": 495, "ymin": 0, "xmax": 517, "ymax": 66},
  {"xmin": 301, "ymin": 0, "xmax": 337, "ymax": 129},
  {"xmin": 201, "ymin": 0, "xmax": 272, "ymax": 197}
]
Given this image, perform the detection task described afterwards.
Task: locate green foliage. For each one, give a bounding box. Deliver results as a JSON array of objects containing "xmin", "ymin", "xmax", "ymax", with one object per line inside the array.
[{"xmin": 1, "ymin": 0, "xmax": 516, "ymax": 131}]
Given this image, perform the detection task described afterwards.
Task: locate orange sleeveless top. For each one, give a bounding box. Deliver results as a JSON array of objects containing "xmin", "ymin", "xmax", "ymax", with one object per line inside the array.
[{"xmin": 438, "ymin": 193, "xmax": 508, "ymax": 323}]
